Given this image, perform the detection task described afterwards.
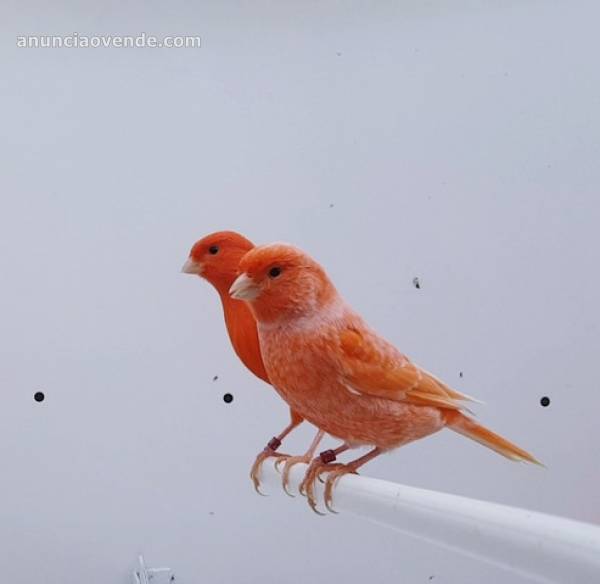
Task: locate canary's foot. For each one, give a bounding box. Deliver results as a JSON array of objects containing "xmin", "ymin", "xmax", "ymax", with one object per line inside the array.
[
  {"xmin": 296, "ymin": 448, "xmax": 345, "ymax": 514},
  {"xmin": 322, "ymin": 464, "xmax": 359, "ymax": 513},
  {"xmin": 250, "ymin": 447, "xmax": 290, "ymax": 495},
  {"xmin": 275, "ymin": 454, "xmax": 314, "ymax": 497},
  {"xmin": 298, "ymin": 459, "xmax": 329, "ymax": 515},
  {"xmin": 320, "ymin": 447, "xmax": 381, "ymax": 511}
]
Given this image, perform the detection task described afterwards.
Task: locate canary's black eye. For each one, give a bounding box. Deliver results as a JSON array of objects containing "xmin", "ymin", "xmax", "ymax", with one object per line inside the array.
[
  {"xmin": 208, "ymin": 245, "xmax": 219, "ymax": 255},
  {"xmin": 269, "ymin": 266, "xmax": 282, "ymax": 278}
]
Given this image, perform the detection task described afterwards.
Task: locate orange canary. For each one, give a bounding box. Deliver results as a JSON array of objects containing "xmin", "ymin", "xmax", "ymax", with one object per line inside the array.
[
  {"xmin": 230, "ymin": 243, "xmax": 541, "ymax": 512},
  {"xmin": 182, "ymin": 232, "xmax": 324, "ymax": 491}
]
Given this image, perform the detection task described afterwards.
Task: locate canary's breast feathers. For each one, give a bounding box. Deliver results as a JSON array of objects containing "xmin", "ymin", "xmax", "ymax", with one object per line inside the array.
[{"xmin": 223, "ymin": 296, "xmax": 270, "ymax": 383}]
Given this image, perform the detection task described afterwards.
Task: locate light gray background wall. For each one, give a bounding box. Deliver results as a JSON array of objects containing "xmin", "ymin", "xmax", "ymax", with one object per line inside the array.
[{"xmin": 1, "ymin": 1, "xmax": 599, "ymax": 583}]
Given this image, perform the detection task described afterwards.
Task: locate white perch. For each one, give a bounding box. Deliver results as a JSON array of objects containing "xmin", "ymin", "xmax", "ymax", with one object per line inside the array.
[{"xmin": 261, "ymin": 459, "xmax": 600, "ymax": 584}]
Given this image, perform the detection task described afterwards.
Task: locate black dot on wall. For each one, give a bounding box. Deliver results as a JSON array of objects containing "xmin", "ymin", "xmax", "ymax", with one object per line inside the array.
[
  {"xmin": 34, "ymin": 391, "xmax": 45, "ymax": 403},
  {"xmin": 223, "ymin": 393, "xmax": 233, "ymax": 404},
  {"xmin": 412, "ymin": 277, "xmax": 421, "ymax": 289},
  {"xmin": 540, "ymin": 396, "xmax": 550, "ymax": 407}
]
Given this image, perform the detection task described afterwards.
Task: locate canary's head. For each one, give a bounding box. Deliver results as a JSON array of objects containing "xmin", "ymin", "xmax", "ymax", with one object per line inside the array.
[
  {"xmin": 182, "ymin": 231, "xmax": 254, "ymax": 293},
  {"xmin": 230, "ymin": 243, "xmax": 337, "ymax": 324}
]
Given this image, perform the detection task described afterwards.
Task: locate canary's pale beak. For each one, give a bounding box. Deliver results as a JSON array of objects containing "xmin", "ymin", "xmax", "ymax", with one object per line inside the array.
[
  {"xmin": 229, "ymin": 273, "xmax": 260, "ymax": 300},
  {"xmin": 181, "ymin": 258, "xmax": 204, "ymax": 275}
]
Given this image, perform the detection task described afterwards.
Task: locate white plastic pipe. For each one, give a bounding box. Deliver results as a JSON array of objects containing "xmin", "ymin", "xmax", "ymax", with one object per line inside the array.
[{"xmin": 261, "ymin": 460, "xmax": 600, "ymax": 584}]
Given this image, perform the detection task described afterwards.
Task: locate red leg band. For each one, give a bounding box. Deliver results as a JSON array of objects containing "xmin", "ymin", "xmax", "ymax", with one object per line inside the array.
[
  {"xmin": 267, "ymin": 437, "xmax": 282, "ymax": 451},
  {"xmin": 319, "ymin": 449, "xmax": 337, "ymax": 463}
]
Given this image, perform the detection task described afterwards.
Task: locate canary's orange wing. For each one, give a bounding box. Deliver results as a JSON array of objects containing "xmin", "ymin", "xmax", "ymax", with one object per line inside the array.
[{"xmin": 338, "ymin": 327, "xmax": 476, "ymax": 410}]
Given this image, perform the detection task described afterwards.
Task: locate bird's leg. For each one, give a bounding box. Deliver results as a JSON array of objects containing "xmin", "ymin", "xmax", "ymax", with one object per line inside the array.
[
  {"xmin": 250, "ymin": 414, "xmax": 303, "ymax": 495},
  {"xmin": 299, "ymin": 443, "xmax": 351, "ymax": 514},
  {"xmin": 322, "ymin": 447, "xmax": 383, "ymax": 513},
  {"xmin": 275, "ymin": 429, "xmax": 325, "ymax": 497}
]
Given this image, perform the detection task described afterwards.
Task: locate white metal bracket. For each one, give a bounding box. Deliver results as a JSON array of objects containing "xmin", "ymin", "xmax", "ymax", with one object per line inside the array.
[{"xmin": 132, "ymin": 555, "xmax": 174, "ymax": 584}]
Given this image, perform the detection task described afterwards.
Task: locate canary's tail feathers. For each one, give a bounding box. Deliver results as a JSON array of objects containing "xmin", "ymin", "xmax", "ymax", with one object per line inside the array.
[
  {"xmin": 445, "ymin": 387, "xmax": 485, "ymax": 405},
  {"xmin": 444, "ymin": 411, "xmax": 543, "ymax": 466}
]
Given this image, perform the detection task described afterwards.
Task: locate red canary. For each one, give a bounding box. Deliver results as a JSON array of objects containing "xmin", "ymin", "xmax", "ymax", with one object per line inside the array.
[
  {"xmin": 230, "ymin": 243, "xmax": 541, "ymax": 512},
  {"xmin": 182, "ymin": 232, "xmax": 323, "ymax": 491}
]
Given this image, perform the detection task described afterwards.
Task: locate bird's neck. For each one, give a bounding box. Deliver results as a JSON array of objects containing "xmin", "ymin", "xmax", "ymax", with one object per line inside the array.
[{"xmin": 253, "ymin": 287, "xmax": 343, "ymax": 331}]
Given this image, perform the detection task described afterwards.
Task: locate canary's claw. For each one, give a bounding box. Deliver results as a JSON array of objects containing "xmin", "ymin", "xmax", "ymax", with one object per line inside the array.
[
  {"xmin": 250, "ymin": 448, "xmax": 290, "ymax": 495},
  {"xmin": 304, "ymin": 473, "xmax": 326, "ymax": 516},
  {"xmin": 277, "ymin": 455, "xmax": 313, "ymax": 497},
  {"xmin": 298, "ymin": 466, "xmax": 313, "ymax": 497},
  {"xmin": 298, "ymin": 458, "xmax": 336, "ymax": 515},
  {"xmin": 323, "ymin": 464, "xmax": 358, "ymax": 513},
  {"xmin": 273, "ymin": 457, "xmax": 285, "ymax": 473}
]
